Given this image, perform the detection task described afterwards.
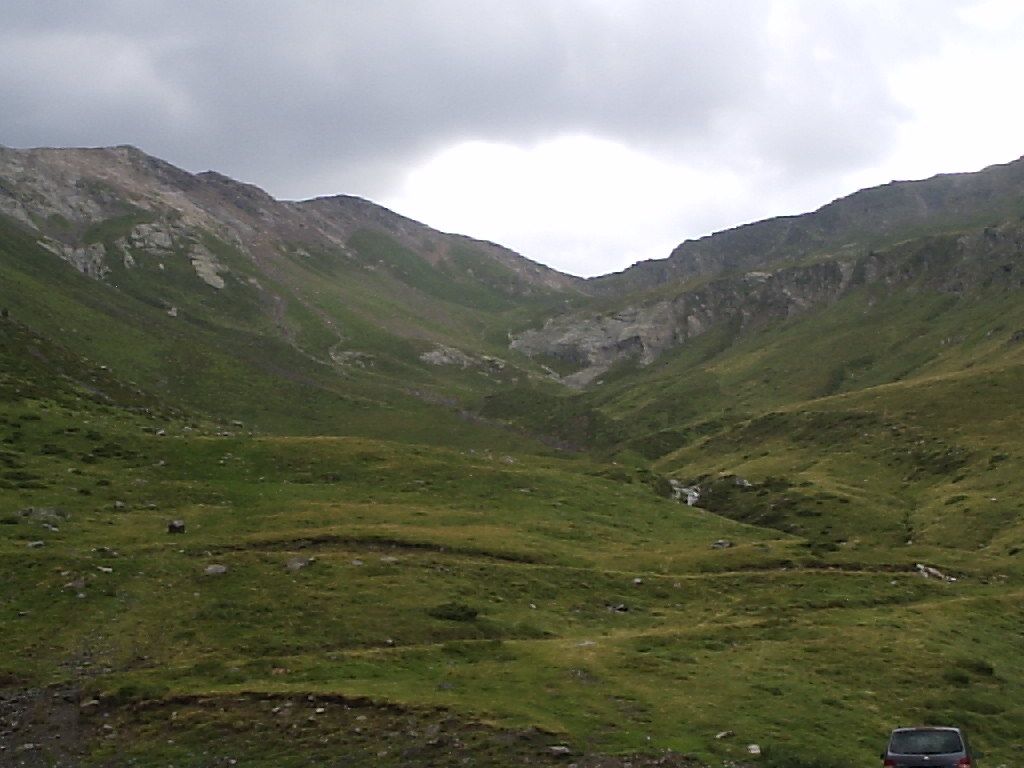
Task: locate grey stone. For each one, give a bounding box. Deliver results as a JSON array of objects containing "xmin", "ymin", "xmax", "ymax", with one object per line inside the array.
[
  {"xmin": 420, "ymin": 344, "xmax": 477, "ymax": 368},
  {"xmin": 19, "ymin": 506, "xmax": 69, "ymax": 521},
  {"xmin": 669, "ymin": 480, "xmax": 701, "ymax": 506}
]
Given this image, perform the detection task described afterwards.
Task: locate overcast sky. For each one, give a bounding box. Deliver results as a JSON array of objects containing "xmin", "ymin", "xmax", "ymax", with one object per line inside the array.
[{"xmin": 3, "ymin": 1, "xmax": 1023, "ymax": 276}]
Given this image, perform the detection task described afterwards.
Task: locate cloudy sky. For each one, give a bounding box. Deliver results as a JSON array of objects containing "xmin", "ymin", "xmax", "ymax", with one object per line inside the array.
[{"xmin": 3, "ymin": 1, "xmax": 1023, "ymax": 276}]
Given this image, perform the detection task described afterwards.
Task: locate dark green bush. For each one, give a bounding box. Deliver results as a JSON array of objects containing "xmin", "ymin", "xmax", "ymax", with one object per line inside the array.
[{"xmin": 428, "ymin": 602, "xmax": 479, "ymax": 622}]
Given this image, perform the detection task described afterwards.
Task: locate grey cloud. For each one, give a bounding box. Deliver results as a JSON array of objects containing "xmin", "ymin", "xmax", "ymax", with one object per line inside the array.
[
  {"xmin": 1, "ymin": 1, "xmax": 776, "ymax": 196},
  {"xmin": 0, "ymin": 0, "xmax": 990, "ymax": 271}
]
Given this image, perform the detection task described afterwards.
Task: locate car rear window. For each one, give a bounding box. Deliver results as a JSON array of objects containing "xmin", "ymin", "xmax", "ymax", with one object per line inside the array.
[{"xmin": 890, "ymin": 730, "xmax": 964, "ymax": 755}]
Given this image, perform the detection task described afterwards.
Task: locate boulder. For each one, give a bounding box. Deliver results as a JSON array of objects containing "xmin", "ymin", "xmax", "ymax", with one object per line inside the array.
[
  {"xmin": 167, "ymin": 520, "xmax": 186, "ymax": 534},
  {"xmin": 19, "ymin": 506, "xmax": 69, "ymax": 522},
  {"xmin": 668, "ymin": 480, "xmax": 701, "ymax": 506},
  {"xmin": 915, "ymin": 563, "xmax": 956, "ymax": 582},
  {"xmin": 204, "ymin": 564, "xmax": 228, "ymax": 576}
]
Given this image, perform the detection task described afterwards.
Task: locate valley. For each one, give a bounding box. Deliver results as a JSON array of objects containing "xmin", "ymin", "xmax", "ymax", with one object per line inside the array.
[{"xmin": 1, "ymin": 147, "xmax": 1023, "ymax": 767}]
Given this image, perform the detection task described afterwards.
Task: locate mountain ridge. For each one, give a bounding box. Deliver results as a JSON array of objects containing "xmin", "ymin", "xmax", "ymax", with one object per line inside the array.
[
  {"xmin": 0, "ymin": 144, "xmax": 584, "ymax": 293},
  {"xmin": 6, "ymin": 143, "xmax": 1023, "ymax": 290},
  {"xmin": 591, "ymin": 153, "xmax": 1024, "ymax": 292}
]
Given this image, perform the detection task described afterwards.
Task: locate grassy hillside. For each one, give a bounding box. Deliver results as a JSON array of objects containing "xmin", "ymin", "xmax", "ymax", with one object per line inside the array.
[
  {"xmin": 3, "ymin": 148, "xmax": 1024, "ymax": 766},
  {"xmin": 478, "ymin": 252, "xmax": 1024, "ymax": 560},
  {"xmin": 3, "ymin": 369, "xmax": 1022, "ymax": 767},
  {"xmin": 0, "ymin": 212, "xmax": 577, "ymax": 443}
]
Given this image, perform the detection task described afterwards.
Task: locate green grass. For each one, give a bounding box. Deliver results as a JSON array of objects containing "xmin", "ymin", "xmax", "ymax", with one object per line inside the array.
[
  {"xmin": 3, "ymin": 190, "xmax": 1024, "ymax": 766},
  {"xmin": 2, "ymin": 377, "xmax": 1023, "ymax": 765}
]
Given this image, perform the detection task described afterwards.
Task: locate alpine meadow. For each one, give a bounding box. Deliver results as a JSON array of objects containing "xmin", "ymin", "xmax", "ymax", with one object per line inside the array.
[{"xmin": 2, "ymin": 145, "xmax": 1024, "ymax": 767}]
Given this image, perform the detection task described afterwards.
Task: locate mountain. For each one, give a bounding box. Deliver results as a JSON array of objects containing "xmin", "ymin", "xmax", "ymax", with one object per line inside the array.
[
  {"xmin": 509, "ymin": 155, "xmax": 1024, "ymax": 386},
  {"xmin": 591, "ymin": 154, "xmax": 1024, "ymax": 293},
  {"xmin": 2, "ymin": 145, "xmax": 1024, "ymax": 768},
  {"xmin": 0, "ymin": 144, "xmax": 586, "ymax": 436}
]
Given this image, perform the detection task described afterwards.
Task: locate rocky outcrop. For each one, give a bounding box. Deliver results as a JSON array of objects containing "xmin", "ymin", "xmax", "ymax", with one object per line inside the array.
[
  {"xmin": 420, "ymin": 344, "xmax": 507, "ymax": 373},
  {"xmin": 513, "ymin": 259, "xmax": 858, "ymax": 386},
  {"xmin": 59, "ymin": 242, "xmax": 110, "ymax": 279},
  {"xmin": 188, "ymin": 243, "xmax": 226, "ymax": 289},
  {"xmin": 512, "ymin": 220, "xmax": 1024, "ymax": 387}
]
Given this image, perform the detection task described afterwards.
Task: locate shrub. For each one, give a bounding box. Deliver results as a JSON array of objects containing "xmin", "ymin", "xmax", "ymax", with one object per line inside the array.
[
  {"xmin": 761, "ymin": 745, "xmax": 852, "ymax": 768},
  {"xmin": 428, "ymin": 602, "xmax": 479, "ymax": 622}
]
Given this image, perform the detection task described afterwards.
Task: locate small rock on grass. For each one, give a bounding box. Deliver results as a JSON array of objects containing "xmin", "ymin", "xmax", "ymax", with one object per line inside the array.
[{"xmin": 204, "ymin": 564, "xmax": 228, "ymax": 576}]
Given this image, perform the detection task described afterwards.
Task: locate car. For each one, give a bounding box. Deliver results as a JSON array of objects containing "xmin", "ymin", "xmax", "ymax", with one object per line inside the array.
[{"xmin": 883, "ymin": 727, "xmax": 973, "ymax": 768}]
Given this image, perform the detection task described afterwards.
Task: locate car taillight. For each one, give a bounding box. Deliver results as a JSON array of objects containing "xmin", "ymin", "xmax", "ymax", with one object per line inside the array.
[
  {"xmin": 883, "ymin": 760, "xmax": 896, "ymax": 768},
  {"xmin": 956, "ymin": 758, "xmax": 972, "ymax": 768}
]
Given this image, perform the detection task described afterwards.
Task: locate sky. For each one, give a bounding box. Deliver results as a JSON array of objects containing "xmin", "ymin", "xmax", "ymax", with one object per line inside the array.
[{"xmin": 2, "ymin": 1, "xmax": 1023, "ymax": 277}]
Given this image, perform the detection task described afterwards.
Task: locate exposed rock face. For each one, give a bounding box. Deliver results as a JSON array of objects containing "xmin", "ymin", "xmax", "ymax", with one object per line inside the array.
[
  {"xmin": 188, "ymin": 243, "xmax": 226, "ymax": 289},
  {"xmin": 60, "ymin": 242, "xmax": 110, "ymax": 279},
  {"xmin": 128, "ymin": 223, "xmax": 174, "ymax": 251},
  {"xmin": 513, "ymin": 220, "xmax": 1024, "ymax": 386},
  {"xmin": 420, "ymin": 344, "xmax": 507, "ymax": 372},
  {"xmin": 513, "ymin": 259, "xmax": 858, "ymax": 386},
  {"xmin": 420, "ymin": 345, "xmax": 478, "ymax": 368}
]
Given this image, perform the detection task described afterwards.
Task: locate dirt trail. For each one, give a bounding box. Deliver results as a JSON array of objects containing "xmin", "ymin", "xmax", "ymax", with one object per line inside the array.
[
  {"xmin": 0, "ymin": 685, "xmax": 84, "ymax": 767},
  {"xmin": 0, "ymin": 686, "xmax": 707, "ymax": 767}
]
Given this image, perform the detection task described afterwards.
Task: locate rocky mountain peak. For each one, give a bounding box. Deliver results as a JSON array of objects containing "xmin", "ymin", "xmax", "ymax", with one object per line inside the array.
[{"xmin": 0, "ymin": 145, "xmax": 583, "ymax": 299}]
